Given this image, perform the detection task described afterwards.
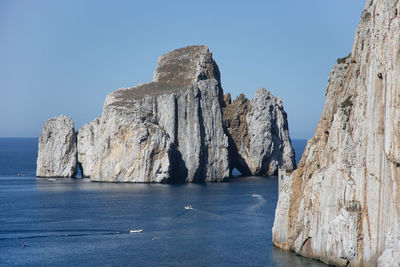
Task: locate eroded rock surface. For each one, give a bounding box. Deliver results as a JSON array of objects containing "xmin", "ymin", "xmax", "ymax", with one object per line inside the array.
[
  {"xmin": 223, "ymin": 88, "xmax": 295, "ymax": 176},
  {"xmin": 79, "ymin": 45, "xmax": 230, "ymax": 182},
  {"xmin": 88, "ymin": 112, "xmax": 177, "ymax": 183},
  {"xmin": 273, "ymin": 0, "xmax": 400, "ymax": 266},
  {"xmin": 77, "ymin": 118, "xmax": 99, "ymax": 177},
  {"xmin": 38, "ymin": 45, "xmax": 295, "ymax": 183},
  {"xmin": 36, "ymin": 115, "xmax": 77, "ymax": 177}
]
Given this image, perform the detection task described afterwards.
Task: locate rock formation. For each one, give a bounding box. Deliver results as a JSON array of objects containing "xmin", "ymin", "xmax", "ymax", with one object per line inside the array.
[
  {"xmin": 88, "ymin": 114, "xmax": 177, "ymax": 183},
  {"xmin": 77, "ymin": 118, "xmax": 99, "ymax": 177},
  {"xmin": 223, "ymin": 88, "xmax": 296, "ymax": 176},
  {"xmin": 37, "ymin": 45, "xmax": 295, "ymax": 183},
  {"xmin": 273, "ymin": 0, "xmax": 400, "ymax": 266},
  {"xmin": 77, "ymin": 45, "xmax": 230, "ymax": 182},
  {"xmin": 36, "ymin": 115, "xmax": 77, "ymax": 177}
]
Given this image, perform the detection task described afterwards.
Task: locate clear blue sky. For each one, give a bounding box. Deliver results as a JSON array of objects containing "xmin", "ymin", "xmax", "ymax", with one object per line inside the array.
[{"xmin": 0, "ymin": 0, "xmax": 365, "ymax": 139}]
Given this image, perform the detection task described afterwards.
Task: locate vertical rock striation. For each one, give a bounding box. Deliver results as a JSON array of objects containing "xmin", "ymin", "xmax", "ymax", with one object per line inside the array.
[
  {"xmin": 88, "ymin": 112, "xmax": 177, "ymax": 183},
  {"xmin": 36, "ymin": 115, "xmax": 77, "ymax": 177},
  {"xmin": 38, "ymin": 45, "xmax": 295, "ymax": 183},
  {"xmin": 78, "ymin": 45, "xmax": 230, "ymax": 182},
  {"xmin": 223, "ymin": 88, "xmax": 296, "ymax": 176},
  {"xmin": 273, "ymin": 0, "xmax": 400, "ymax": 266},
  {"xmin": 77, "ymin": 118, "xmax": 100, "ymax": 177}
]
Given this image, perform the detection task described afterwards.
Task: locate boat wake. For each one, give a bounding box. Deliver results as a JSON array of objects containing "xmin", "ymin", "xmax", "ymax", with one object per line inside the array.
[
  {"xmin": 247, "ymin": 193, "xmax": 266, "ymax": 211},
  {"xmin": 173, "ymin": 207, "xmax": 222, "ymax": 218},
  {"xmin": 0, "ymin": 229, "xmax": 123, "ymax": 240},
  {"xmin": 191, "ymin": 208, "xmax": 222, "ymax": 218}
]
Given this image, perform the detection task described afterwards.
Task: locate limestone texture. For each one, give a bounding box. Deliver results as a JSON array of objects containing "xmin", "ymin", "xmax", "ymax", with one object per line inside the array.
[
  {"xmin": 223, "ymin": 88, "xmax": 296, "ymax": 176},
  {"xmin": 38, "ymin": 45, "xmax": 295, "ymax": 183},
  {"xmin": 273, "ymin": 0, "xmax": 400, "ymax": 266},
  {"xmin": 77, "ymin": 118, "xmax": 100, "ymax": 177},
  {"xmin": 88, "ymin": 111, "xmax": 177, "ymax": 183},
  {"xmin": 79, "ymin": 45, "xmax": 230, "ymax": 182},
  {"xmin": 36, "ymin": 115, "xmax": 77, "ymax": 177}
]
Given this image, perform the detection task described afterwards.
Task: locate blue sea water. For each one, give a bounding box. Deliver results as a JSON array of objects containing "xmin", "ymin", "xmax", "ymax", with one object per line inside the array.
[{"xmin": 0, "ymin": 138, "xmax": 323, "ymax": 266}]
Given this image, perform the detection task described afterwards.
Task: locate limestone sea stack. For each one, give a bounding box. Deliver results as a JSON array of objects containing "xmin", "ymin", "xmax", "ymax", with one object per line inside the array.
[
  {"xmin": 36, "ymin": 115, "xmax": 77, "ymax": 177},
  {"xmin": 37, "ymin": 45, "xmax": 296, "ymax": 182},
  {"xmin": 223, "ymin": 88, "xmax": 296, "ymax": 176},
  {"xmin": 273, "ymin": 0, "xmax": 400, "ymax": 266},
  {"xmin": 79, "ymin": 45, "xmax": 229, "ymax": 182}
]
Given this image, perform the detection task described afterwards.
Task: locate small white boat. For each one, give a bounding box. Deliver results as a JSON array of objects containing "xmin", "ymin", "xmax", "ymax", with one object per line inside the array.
[
  {"xmin": 130, "ymin": 229, "xmax": 143, "ymax": 234},
  {"xmin": 48, "ymin": 178, "xmax": 57, "ymax": 182},
  {"xmin": 251, "ymin": 193, "xmax": 260, "ymax": 197},
  {"xmin": 184, "ymin": 205, "xmax": 193, "ymax": 210}
]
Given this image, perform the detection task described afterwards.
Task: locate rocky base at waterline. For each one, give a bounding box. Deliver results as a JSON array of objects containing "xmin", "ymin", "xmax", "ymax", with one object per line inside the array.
[
  {"xmin": 37, "ymin": 45, "xmax": 296, "ymax": 182},
  {"xmin": 273, "ymin": 0, "xmax": 400, "ymax": 266}
]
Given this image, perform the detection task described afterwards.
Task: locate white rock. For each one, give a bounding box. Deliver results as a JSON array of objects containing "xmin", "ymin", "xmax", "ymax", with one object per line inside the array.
[
  {"xmin": 36, "ymin": 115, "xmax": 77, "ymax": 178},
  {"xmin": 78, "ymin": 45, "xmax": 230, "ymax": 182},
  {"xmin": 89, "ymin": 111, "xmax": 176, "ymax": 183}
]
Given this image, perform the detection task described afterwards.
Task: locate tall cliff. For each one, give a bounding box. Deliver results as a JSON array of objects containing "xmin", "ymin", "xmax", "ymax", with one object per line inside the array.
[
  {"xmin": 273, "ymin": 0, "xmax": 400, "ymax": 266},
  {"xmin": 37, "ymin": 45, "xmax": 296, "ymax": 183},
  {"xmin": 78, "ymin": 45, "xmax": 229, "ymax": 182}
]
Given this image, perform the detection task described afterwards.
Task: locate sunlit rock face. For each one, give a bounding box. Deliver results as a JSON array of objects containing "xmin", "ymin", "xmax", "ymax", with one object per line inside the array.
[
  {"xmin": 223, "ymin": 88, "xmax": 296, "ymax": 176},
  {"xmin": 273, "ymin": 0, "xmax": 400, "ymax": 266},
  {"xmin": 36, "ymin": 115, "xmax": 77, "ymax": 178},
  {"xmin": 38, "ymin": 45, "xmax": 295, "ymax": 183},
  {"xmin": 78, "ymin": 45, "xmax": 230, "ymax": 182}
]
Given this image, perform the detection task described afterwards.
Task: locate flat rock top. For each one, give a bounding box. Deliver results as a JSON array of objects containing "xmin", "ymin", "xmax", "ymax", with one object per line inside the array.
[
  {"xmin": 153, "ymin": 45, "xmax": 210, "ymax": 84},
  {"xmin": 109, "ymin": 45, "xmax": 219, "ymax": 106}
]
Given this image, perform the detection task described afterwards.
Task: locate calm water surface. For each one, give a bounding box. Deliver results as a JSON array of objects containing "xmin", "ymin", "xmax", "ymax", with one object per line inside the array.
[{"xmin": 0, "ymin": 138, "xmax": 323, "ymax": 266}]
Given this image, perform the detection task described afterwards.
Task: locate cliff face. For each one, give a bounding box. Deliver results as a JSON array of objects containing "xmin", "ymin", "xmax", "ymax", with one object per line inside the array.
[
  {"xmin": 223, "ymin": 88, "xmax": 296, "ymax": 176},
  {"xmin": 36, "ymin": 115, "xmax": 77, "ymax": 178},
  {"xmin": 78, "ymin": 45, "xmax": 230, "ymax": 182},
  {"xmin": 273, "ymin": 0, "xmax": 400, "ymax": 266},
  {"xmin": 87, "ymin": 112, "xmax": 177, "ymax": 183}
]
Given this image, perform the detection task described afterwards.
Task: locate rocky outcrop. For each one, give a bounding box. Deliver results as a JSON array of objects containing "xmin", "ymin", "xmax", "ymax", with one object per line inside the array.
[
  {"xmin": 78, "ymin": 45, "xmax": 230, "ymax": 182},
  {"xmin": 223, "ymin": 88, "xmax": 296, "ymax": 176},
  {"xmin": 273, "ymin": 0, "xmax": 400, "ymax": 266},
  {"xmin": 36, "ymin": 115, "xmax": 77, "ymax": 177},
  {"xmin": 37, "ymin": 45, "xmax": 295, "ymax": 183},
  {"xmin": 88, "ymin": 112, "xmax": 177, "ymax": 183}
]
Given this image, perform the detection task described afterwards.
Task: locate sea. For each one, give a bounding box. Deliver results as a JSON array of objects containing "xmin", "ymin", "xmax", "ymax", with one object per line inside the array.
[{"xmin": 0, "ymin": 138, "xmax": 325, "ymax": 267}]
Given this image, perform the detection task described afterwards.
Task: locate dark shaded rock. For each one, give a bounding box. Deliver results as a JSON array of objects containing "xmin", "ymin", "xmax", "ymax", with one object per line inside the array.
[{"xmin": 223, "ymin": 88, "xmax": 296, "ymax": 176}]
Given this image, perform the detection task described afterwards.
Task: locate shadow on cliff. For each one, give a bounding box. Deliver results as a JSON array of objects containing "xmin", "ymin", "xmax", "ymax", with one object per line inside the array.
[
  {"xmin": 226, "ymin": 133, "xmax": 252, "ymax": 177},
  {"xmin": 168, "ymin": 147, "xmax": 188, "ymax": 183}
]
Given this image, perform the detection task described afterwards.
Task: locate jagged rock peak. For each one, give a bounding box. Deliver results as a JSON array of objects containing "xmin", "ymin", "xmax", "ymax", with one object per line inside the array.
[
  {"xmin": 36, "ymin": 115, "xmax": 77, "ymax": 178},
  {"xmin": 223, "ymin": 92, "xmax": 232, "ymax": 107},
  {"xmin": 223, "ymin": 88, "xmax": 296, "ymax": 176}
]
